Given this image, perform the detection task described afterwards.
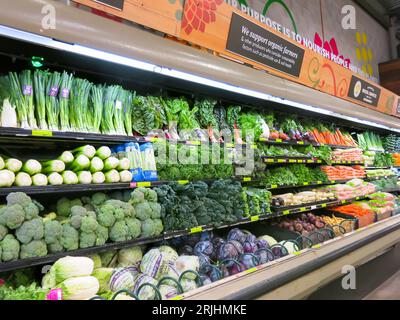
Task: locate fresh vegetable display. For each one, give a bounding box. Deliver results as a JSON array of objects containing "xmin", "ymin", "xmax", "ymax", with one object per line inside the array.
[
  {"xmin": 320, "ymin": 166, "xmax": 366, "ymax": 181},
  {"xmin": 357, "ymin": 132, "xmax": 384, "ymax": 151}
]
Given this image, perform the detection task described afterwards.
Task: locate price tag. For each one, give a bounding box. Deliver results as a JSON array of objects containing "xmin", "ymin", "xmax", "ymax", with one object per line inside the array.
[
  {"xmin": 243, "ymin": 177, "xmax": 252, "ymax": 182},
  {"xmin": 298, "ymin": 159, "xmax": 304, "ymax": 163},
  {"xmin": 307, "ymin": 160, "xmax": 313, "ymax": 163},
  {"xmin": 321, "ymin": 204, "xmax": 327, "ymax": 208},
  {"xmin": 190, "ymin": 226, "xmax": 203, "ymax": 234},
  {"xmin": 245, "ymin": 267, "xmax": 258, "ymax": 274},
  {"xmin": 270, "ymin": 185, "xmax": 278, "ymax": 189},
  {"xmin": 356, "ymin": 197, "xmax": 360, "ymax": 200},
  {"xmin": 115, "ymin": 100, "xmax": 122, "ymax": 110},
  {"xmin": 259, "ymin": 138, "xmax": 267, "ymax": 142},
  {"xmin": 137, "ymin": 182, "xmax": 151, "ymax": 187},
  {"xmin": 312, "ymin": 244, "xmax": 322, "ymax": 249},
  {"xmin": 299, "ymin": 207, "xmax": 306, "ymax": 212},
  {"xmin": 341, "ymin": 200, "xmax": 347, "ymax": 204},
  {"xmin": 129, "ymin": 182, "xmax": 137, "ymax": 188},
  {"xmin": 293, "ymin": 251, "xmax": 302, "ymax": 256},
  {"xmin": 32, "ymin": 130, "xmax": 53, "ymax": 137},
  {"xmin": 283, "ymin": 210, "xmax": 290, "ymax": 215},
  {"xmin": 178, "ymin": 180, "xmax": 189, "ymax": 185},
  {"xmin": 275, "ymin": 139, "xmax": 283, "ymax": 143},
  {"xmin": 186, "ymin": 141, "xmax": 201, "ymax": 146},
  {"xmin": 317, "ymin": 160, "xmax": 322, "ymax": 163},
  {"xmin": 278, "ymin": 159, "xmax": 286, "ymax": 163},
  {"xmin": 145, "ymin": 137, "xmax": 160, "ymax": 143},
  {"xmin": 250, "ymin": 215, "xmax": 260, "ymax": 222},
  {"xmin": 297, "ymin": 141, "xmax": 305, "ymax": 145},
  {"xmin": 266, "ymin": 158, "xmax": 274, "ymax": 163},
  {"xmin": 310, "ymin": 205, "xmax": 317, "ymax": 210},
  {"xmin": 303, "ymin": 182, "xmax": 309, "ymax": 186},
  {"xmin": 226, "ymin": 143, "xmax": 235, "ymax": 148},
  {"xmin": 170, "ymin": 295, "xmax": 183, "ymax": 300},
  {"xmin": 289, "ymin": 159, "xmax": 296, "ymax": 163},
  {"xmin": 317, "ymin": 181, "xmax": 323, "ymax": 184},
  {"xmin": 331, "ymin": 180, "xmax": 336, "ymax": 184},
  {"xmin": 251, "ymin": 144, "xmax": 258, "ymax": 149}
]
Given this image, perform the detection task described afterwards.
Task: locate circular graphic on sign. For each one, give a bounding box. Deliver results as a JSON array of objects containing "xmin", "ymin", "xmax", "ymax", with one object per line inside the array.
[{"xmin": 354, "ymin": 81, "xmax": 362, "ymax": 98}]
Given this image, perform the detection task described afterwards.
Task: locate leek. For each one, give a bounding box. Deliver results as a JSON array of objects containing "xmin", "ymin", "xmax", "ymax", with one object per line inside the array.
[
  {"xmin": 9, "ymin": 72, "xmax": 28, "ymax": 128},
  {"xmin": 45, "ymin": 71, "xmax": 61, "ymax": 131},
  {"xmin": 89, "ymin": 85, "xmax": 103, "ymax": 133},
  {"xmin": 101, "ymin": 85, "xmax": 119, "ymax": 134},
  {"xmin": 124, "ymin": 92, "xmax": 134, "ymax": 136},
  {"xmin": 92, "ymin": 172, "xmax": 105, "ymax": 184},
  {"xmin": 96, "ymin": 146, "xmax": 112, "ymax": 160},
  {"xmin": 104, "ymin": 157, "xmax": 119, "ymax": 171},
  {"xmin": 5, "ymin": 158, "xmax": 22, "ymax": 173},
  {"xmin": 21, "ymin": 159, "xmax": 42, "ymax": 175},
  {"xmin": 77, "ymin": 171, "xmax": 92, "ymax": 184},
  {"xmin": 32, "ymin": 173, "xmax": 48, "ymax": 186},
  {"xmin": 105, "ymin": 170, "xmax": 120, "ymax": 183},
  {"xmin": 114, "ymin": 87, "xmax": 127, "ymax": 135},
  {"xmin": 89, "ymin": 157, "xmax": 104, "ymax": 173},
  {"xmin": 72, "ymin": 145, "xmax": 96, "ymax": 159},
  {"xmin": 15, "ymin": 172, "xmax": 32, "ymax": 186},
  {"xmin": 42, "ymin": 160, "xmax": 66, "ymax": 174},
  {"xmin": 69, "ymin": 154, "xmax": 90, "ymax": 172},
  {"xmin": 58, "ymin": 151, "xmax": 74, "ymax": 164},
  {"xmin": 48, "ymin": 172, "xmax": 63, "ymax": 185},
  {"xmin": 0, "ymin": 170, "xmax": 15, "ymax": 187},
  {"xmin": 70, "ymin": 78, "xmax": 92, "ymax": 132},
  {"xmin": 62, "ymin": 171, "xmax": 79, "ymax": 184}
]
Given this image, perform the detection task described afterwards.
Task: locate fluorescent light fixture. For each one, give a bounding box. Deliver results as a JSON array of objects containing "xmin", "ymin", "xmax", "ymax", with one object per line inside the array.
[{"xmin": 0, "ymin": 24, "xmax": 399, "ymax": 133}]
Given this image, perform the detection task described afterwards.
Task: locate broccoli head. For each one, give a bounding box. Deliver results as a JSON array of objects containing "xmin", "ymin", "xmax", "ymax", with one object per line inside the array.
[
  {"xmin": 109, "ymin": 220, "xmax": 129, "ymax": 242},
  {"xmin": 144, "ymin": 188, "xmax": 158, "ymax": 203},
  {"xmin": 15, "ymin": 218, "xmax": 44, "ymax": 244},
  {"xmin": 149, "ymin": 202, "xmax": 161, "ymax": 219},
  {"xmin": 0, "ymin": 204, "xmax": 25, "ymax": 229},
  {"xmin": 0, "ymin": 224, "xmax": 8, "ymax": 241},
  {"xmin": 129, "ymin": 189, "xmax": 145, "ymax": 205},
  {"xmin": 80, "ymin": 216, "xmax": 99, "ymax": 233},
  {"xmin": 91, "ymin": 192, "xmax": 109, "ymax": 206},
  {"xmin": 125, "ymin": 217, "xmax": 141, "ymax": 239},
  {"xmin": 44, "ymin": 220, "xmax": 63, "ymax": 245},
  {"xmin": 69, "ymin": 206, "xmax": 95, "ymax": 230},
  {"xmin": 95, "ymin": 225, "xmax": 109, "ymax": 246},
  {"xmin": 48, "ymin": 241, "xmax": 64, "ymax": 254},
  {"xmin": 61, "ymin": 223, "xmax": 79, "ymax": 251},
  {"xmin": 134, "ymin": 202, "xmax": 152, "ymax": 221},
  {"xmin": 0, "ymin": 234, "xmax": 20, "ymax": 262},
  {"xmin": 153, "ymin": 219, "xmax": 164, "ymax": 235},
  {"xmin": 56, "ymin": 198, "xmax": 83, "ymax": 217},
  {"xmin": 6, "ymin": 192, "xmax": 32, "ymax": 207},
  {"xmin": 141, "ymin": 219, "xmax": 155, "ymax": 238},
  {"xmin": 20, "ymin": 240, "xmax": 48, "ymax": 259},
  {"xmin": 96, "ymin": 200, "xmax": 134, "ymax": 226},
  {"xmin": 79, "ymin": 232, "xmax": 96, "ymax": 249},
  {"xmin": 96, "ymin": 204, "xmax": 116, "ymax": 228}
]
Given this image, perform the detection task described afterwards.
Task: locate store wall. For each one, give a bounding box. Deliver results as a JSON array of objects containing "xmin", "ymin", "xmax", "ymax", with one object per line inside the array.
[{"xmin": 237, "ymin": 0, "xmax": 390, "ymax": 82}]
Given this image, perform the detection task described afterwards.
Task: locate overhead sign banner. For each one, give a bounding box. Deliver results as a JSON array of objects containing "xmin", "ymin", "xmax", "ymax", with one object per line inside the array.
[
  {"xmin": 226, "ymin": 13, "xmax": 304, "ymax": 77},
  {"xmin": 348, "ymin": 76, "xmax": 381, "ymax": 107}
]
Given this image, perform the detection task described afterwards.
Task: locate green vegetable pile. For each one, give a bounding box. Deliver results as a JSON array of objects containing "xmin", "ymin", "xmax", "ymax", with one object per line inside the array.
[
  {"xmin": 0, "ymin": 145, "xmax": 132, "ymax": 188},
  {"xmin": 373, "ymin": 152, "xmax": 394, "ymax": 167},
  {"xmin": 0, "ymin": 191, "xmax": 163, "ymax": 262},
  {"xmin": 241, "ymin": 187, "xmax": 272, "ymax": 216},
  {"xmin": 371, "ymin": 176, "xmax": 398, "ymax": 191},
  {"xmin": 384, "ymin": 135, "xmax": 400, "ymax": 153},
  {"xmin": 155, "ymin": 142, "xmax": 234, "ymax": 181},
  {"xmin": 154, "ymin": 180, "xmax": 246, "ymax": 230},
  {"xmin": 301, "ymin": 145, "xmax": 332, "ymax": 164}
]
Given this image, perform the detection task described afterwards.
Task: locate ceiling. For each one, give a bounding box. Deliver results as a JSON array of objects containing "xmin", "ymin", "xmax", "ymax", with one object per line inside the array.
[{"xmin": 355, "ymin": 0, "xmax": 400, "ymax": 28}]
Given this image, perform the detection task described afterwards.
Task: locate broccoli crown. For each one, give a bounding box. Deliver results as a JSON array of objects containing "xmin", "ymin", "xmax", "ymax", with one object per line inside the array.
[
  {"xmin": 79, "ymin": 232, "xmax": 96, "ymax": 249},
  {"xmin": 96, "ymin": 200, "xmax": 134, "ymax": 227},
  {"xmin": 129, "ymin": 189, "xmax": 145, "ymax": 205},
  {"xmin": 149, "ymin": 202, "xmax": 162, "ymax": 219},
  {"xmin": 61, "ymin": 224, "xmax": 79, "ymax": 251},
  {"xmin": 141, "ymin": 219, "xmax": 155, "ymax": 238},
  {"xmin": 91, "ymin": 193, "xmax": 109, "ymax": 206},
  {"xmin": 20, "ymin": 240, "xmax": 48, "ymax": 259},
  {"xmin": 97, "ymin": 204, "xmax": 116, "ymax": 228},
  {"xmin": 80, "ymin": 216, "xmax": 99, "ymax": 233},
  {"xmin": 134, "ymin": 202, "xmax": 152, "ymax": 221},
  {"xmin": 0, "ymin": 234, "xmax": 20, "ymax": 262},
  {"xmin": 95, "ymin": 225, "xmax": 109, "ymax": 246},
  {"xmin": 0, "ymin": 204, "xmax": 25, "ymax": 229},
  {"xmin": 48, "ymin": 241, "xmax": 64, "ymax": 254},
  {"xmin": 153, "ymin": 219, "xmax": 164, "ymax": 235},
  {"xmin": 15, "ymin": 218, "xmax": 44, "ymax": 244},
  {"xmin": 69, "ymin": 206, "xmax": 96, "ymax": 230},
  {"xmin": 0, "ymin": 224, "xmax": 8, "ymax": 241},
  {"xmin": 23, "ymin": 202, "xmax": 40, "ymax": 220},
  {"xmin": 44, "ymin": 220, "xmax": 63, "ymax": 244},
  {"xmin": 125, "ymin": 217, "xmax": 141, "ymax": 239},
  {"xmin": 70, "ymin": 206, "xmax": 88, "ymax": 217},
  {"xmin": 56, "ymin": 198, "xmax": 83, "ymax": 217},
  {"xmin": 6, "ymin": 192, "xmax": 32, "ymax": 207},
  {"xmin": 109, "ymin": 220, "xmax": 129, "ymax": 242},
  {"xmin": 144, "ymin": 188, "xmax": 158, "ymax": 203}
]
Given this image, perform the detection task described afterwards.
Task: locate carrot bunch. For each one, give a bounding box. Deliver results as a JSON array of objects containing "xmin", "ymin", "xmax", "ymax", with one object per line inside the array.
[
  {"xmin": 331, "ymin": 204, "xmax": 372, "ymax": 217},
  {"xmin": 311, "ymin": 128, "xmax": 357, "ymax": 147}
]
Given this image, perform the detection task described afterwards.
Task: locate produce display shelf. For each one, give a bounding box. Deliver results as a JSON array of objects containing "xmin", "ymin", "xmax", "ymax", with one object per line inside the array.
[
  {"xmin": 0, "ymin": 234, "xmax": 164, "ymax": 273},
  {"xmin": 365, "ymin": 166, "xmax": 392, "ymax": 170},
  {"xmin": 262, "ymin": 157, "xmax": 363, "ymax": 165},
  {"xmin": 330, "ymin": 161, "xmax": 365, "ymax": 165},
  {"xmin": 259, "ymin": 138, "xmax": 354, "ymax": 150}
]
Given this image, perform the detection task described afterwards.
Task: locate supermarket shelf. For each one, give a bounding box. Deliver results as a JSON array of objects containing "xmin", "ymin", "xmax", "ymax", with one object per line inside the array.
[
  {"xmin": 262, "ymin": 157, "xmax": 363, "ymax": 165},
  {"xmin": 0, "ymin": 234, "xmax": 164, "ymax": 273},
  {"xmin": 365, "ymin": 166, "xmax": 392, "ymax": 170},
  {"xmin": 182, "ymin": 214, "xmax": 400, "ymax": 300},
  {"xmin": 259, "ymin": 138, "xmax": 354, "ymax": 150}
]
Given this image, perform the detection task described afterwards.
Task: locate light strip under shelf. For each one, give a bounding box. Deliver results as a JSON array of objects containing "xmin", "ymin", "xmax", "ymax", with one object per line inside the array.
[{"xmin": 0, "ymin": 24, "xmax": 399, "ymax": 133}]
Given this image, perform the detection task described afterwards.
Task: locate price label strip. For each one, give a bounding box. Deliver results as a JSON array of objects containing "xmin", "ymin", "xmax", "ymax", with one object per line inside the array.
[
  {"xmin": 137, "ymin": 182, "xmax": 151, "ymax": 188},
  {"xmin": 32, "ymin": 130, "xmax": 53, "ymax": 137},
  {"xmin": 190, "ymin": 226, "xmax": 203, "ymax": 234},
  {"xmin": 250, "ymin": 215, "xmax": 260, "ymax": 222},
  {"xmin": 243, "ymin": 177, "xmax": 252, "ymax": 182}
]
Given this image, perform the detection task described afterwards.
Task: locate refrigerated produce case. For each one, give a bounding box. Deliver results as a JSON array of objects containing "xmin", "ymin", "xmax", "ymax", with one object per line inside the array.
[{"xmin": 1, "ymin": 0, "xmax": 400, "ymax": 300}]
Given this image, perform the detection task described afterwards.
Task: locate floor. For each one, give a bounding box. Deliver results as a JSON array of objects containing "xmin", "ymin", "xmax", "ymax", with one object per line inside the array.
[
  {"xmin": 363, "ymin": 270, "xmax": 400, "ymax": 300},
  {"xmin": 308, "ymin": 244, "xmax": 400, "ymax": 300}
]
